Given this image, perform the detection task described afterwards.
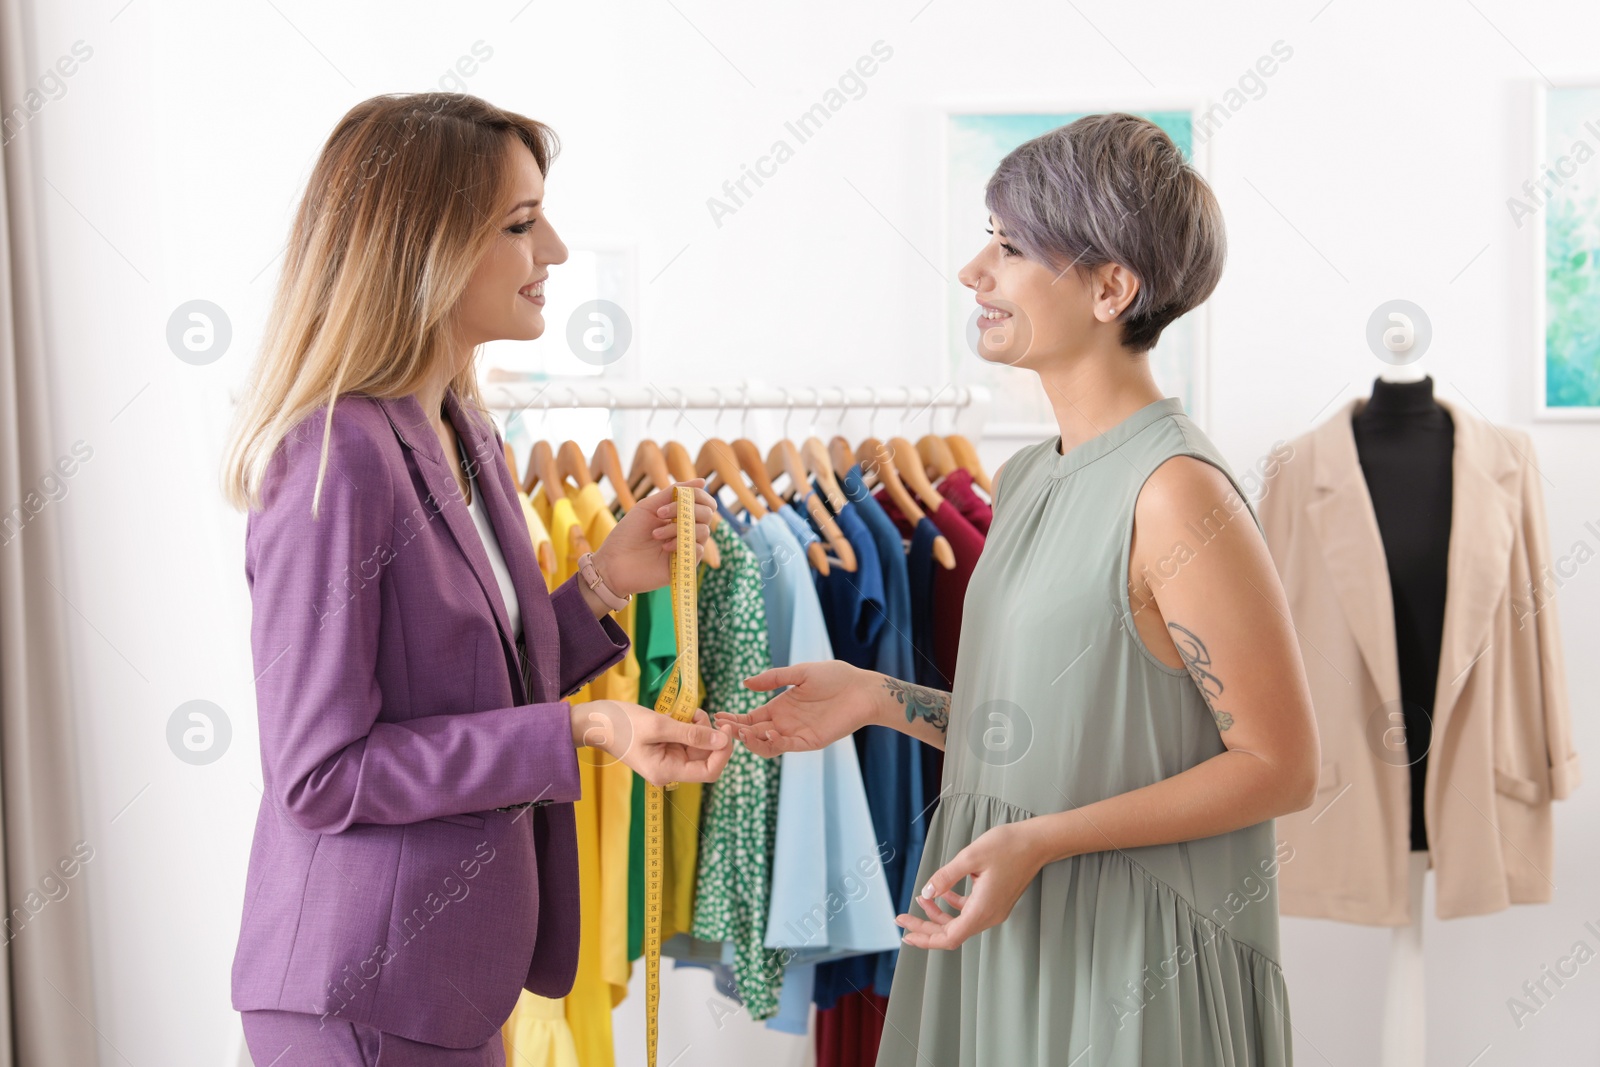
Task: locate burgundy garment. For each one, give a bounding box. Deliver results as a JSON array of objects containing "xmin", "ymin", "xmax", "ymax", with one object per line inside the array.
[
  {"xmin": 935, "ymin": 467, "xmax": 992, "ymax": 535},
  {"xmin": 925, "ymin": 503, "xmax": 985, "ymax": 688},
  {"xmin": 868, "ymin": 489, "xmax": 985, "ymax": 700},
  {"xmin": 816, "ymin": 990, "xmax": 891, "ymax": 1067},
  {"xmin": 870, "ymin": 487, "xmax": 916, "ymax": 541},
  {"xmin": 232, "ymin": 387, "xmax": 631, "ymax": 1049},
  {"xmin": 870, "ymin": 471, "xmax": 992, "ymax": 538}
]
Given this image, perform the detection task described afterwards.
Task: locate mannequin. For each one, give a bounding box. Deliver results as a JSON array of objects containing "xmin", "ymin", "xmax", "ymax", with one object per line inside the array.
[{"xmin": 1352, "ymin": 362, "xmax": 1450, "ymax": 1067}]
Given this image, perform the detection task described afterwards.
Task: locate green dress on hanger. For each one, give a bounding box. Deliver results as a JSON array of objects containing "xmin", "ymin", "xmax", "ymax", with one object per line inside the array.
[{"xmin": 876, "ymin": 396, "xmax": 1294, "ymax": 1067}]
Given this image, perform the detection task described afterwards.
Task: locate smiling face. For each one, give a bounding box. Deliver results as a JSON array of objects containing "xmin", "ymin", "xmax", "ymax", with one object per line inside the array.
[
  {"xmin": 957, "ymin": 214, "xmax": 1138, "ymax": 371},
  {"xmin": 451, "ymin": 136, "xmax": 569, "ymax": 364}
]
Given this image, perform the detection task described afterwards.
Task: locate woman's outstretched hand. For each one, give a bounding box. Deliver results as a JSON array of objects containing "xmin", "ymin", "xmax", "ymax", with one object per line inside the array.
[
  {"xmin": 726, "ymin": 660, "xmax": 883, "ymax": 757},
  {"xmin": 571, "ymin": 700, "xmax": 737, "ymax": 786}
]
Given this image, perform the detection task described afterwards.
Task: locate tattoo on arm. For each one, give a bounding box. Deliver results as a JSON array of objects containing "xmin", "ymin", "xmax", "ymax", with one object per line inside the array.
[
  {"xmin": 881, "ymin": 675, "xmax": 950, "ymax": 734},
  {"xmin": 1167, "ymin": 622, "xmax": 1234, "ymax": 731}
]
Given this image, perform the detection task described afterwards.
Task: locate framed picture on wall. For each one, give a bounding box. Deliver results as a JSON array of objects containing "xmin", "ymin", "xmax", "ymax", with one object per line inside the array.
[
  {"xmin": 942, "ymin": 104, "xmax": 1211, "ymax": 439},
  {"xmin": 1534, "ymin": 84, "xmax": 1600, "ymax": 420}
]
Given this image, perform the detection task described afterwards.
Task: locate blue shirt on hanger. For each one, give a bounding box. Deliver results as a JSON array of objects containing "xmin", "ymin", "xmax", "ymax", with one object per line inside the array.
[
  {"xmin": 740, "ymin": 511, "xmax": 903, "ymax": 1035},
  {"xmin": 811, "ymin": 466, "xmax": 929, "ymax": 1005},
  {"xmin": 779, "ymin": 501, "xmax": 821, "ymax": 553},
  {"xmin": 907, "ymin": 515, "xmax": 949, "ymax": 829}
]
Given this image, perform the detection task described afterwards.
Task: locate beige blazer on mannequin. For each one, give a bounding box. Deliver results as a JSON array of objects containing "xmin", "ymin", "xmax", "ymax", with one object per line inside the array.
[{"xmin": 1258, "ymin": 395, "xmax": 1581, "ymax": 925}]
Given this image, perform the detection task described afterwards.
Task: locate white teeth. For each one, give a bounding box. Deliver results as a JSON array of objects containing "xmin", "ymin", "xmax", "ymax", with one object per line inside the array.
[
  {"xmin": 524, "ymin": 281, "xmax": 544, "ymax": 297},
  {"xmin": 981, "ymin": 307, "xmax": 1010, "ymax": 319}
]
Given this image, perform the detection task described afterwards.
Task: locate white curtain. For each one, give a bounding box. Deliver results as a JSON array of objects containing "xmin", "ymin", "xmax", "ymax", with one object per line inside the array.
[{"xmin": 0, "ymin": 0, "xmax": 99, "ymax": 1061}]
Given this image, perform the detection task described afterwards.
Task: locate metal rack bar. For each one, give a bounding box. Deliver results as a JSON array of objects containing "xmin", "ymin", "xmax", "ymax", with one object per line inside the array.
[{"xmin": 478, "ymin": 379, "xmax": 988, "ymax": 413}]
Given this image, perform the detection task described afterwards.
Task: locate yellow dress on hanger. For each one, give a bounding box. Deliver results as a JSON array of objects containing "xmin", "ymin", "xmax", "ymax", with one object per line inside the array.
[
  {"xmin": 664, "ymin": 662, "xmax": 706, "ymax": 938},
  {"xmin": 517, "ymin": 485, "xmax": 554, "ymax": 572},
  {"xmin": 529, "ymin": 482, "xmax": 554, "ymax": 536},
  {"xmin": 504, "ymin": 486, "xmax": 621, "ymax": 1067},
  {"xmin": 568, "ymin": 482, "xmax": 641, "ymax": 1012},
  {"xmin": 500, "ymin": 988, "xmax": 580, "ymax": 1067},
  {"xmin": 501, "ymin": 485, "xmax": 580, "ymax": 1067},
  {"xmin": 509, "ymin": 477, "xmax": 695, "ymax": 1064}
]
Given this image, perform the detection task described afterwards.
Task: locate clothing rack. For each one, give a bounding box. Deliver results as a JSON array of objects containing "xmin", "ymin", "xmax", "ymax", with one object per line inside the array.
[
  {"xmin": 482, "ymin": 382, "xmax": 993, "ymax": 470},
  {"xmin": 479, "ymin": 379, "xmax": 992, "ymax": 441}
]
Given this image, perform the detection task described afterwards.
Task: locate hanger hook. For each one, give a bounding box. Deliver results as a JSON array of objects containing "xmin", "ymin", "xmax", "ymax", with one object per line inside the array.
[
  {"xmin": 796, "ymin": 385, "xmax": 819, "ymax": 441},
  {"xmin": 868, "ymin": 388, "xmax": 882, "ymax": 440},
  {"xmin": 782, "ymin": 387, "xmax": 796, "ymax": 440},
  {"xmin": 671, "ymin": 387, "xmax": 687, "ymax": 432},
  {"xmin": 712, "ymin": 385, "xmax": 727, "ymax": 440},
  {"xmin": 739, "ymin": 381, "xmax": 753, "ymax": 440},
  {"xmin": 597, "ymin": 385, "xmax": 615, "ymax": 446}
]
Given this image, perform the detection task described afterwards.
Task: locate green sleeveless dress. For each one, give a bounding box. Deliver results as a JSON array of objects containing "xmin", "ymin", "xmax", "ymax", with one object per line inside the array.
[{"xmin": 876, "ymin": 396, "xmax": 1294, "ymax": 1067}]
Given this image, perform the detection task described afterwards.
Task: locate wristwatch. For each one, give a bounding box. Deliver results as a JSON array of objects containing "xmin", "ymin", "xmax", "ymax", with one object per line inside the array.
[{"xmin": 577, "ymin": 551, "xmax": 631, "ymax": 611}]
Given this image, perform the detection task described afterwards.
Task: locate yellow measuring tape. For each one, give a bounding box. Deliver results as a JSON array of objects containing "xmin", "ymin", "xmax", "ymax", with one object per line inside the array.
[{"xmin": 644, "ymin": 484, "xmax": 699, "ymax": 1067}]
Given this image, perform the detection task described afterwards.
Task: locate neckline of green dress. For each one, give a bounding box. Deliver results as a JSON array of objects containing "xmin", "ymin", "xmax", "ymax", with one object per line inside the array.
[{"xmin": 1049, "ymin": 395, "xmax": 1184, "ymax": 477}]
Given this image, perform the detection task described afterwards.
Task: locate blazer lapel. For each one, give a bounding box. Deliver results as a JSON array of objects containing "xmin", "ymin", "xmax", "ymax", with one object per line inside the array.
[
  {"xmin": 1428, "ymin": 396, "xmax": 1518, "ymax": 747},
  {"xmin": 445, "ymin": 387, "xmax": 564, "ymax": 704},
  {"xmin": 375, "ymin": 389, "xmax": 524, "ymax": 696},
  {"xmin": 1305, "ymin": 398, "xmax": 1401, "ymax": 706},
  {"xmin": 1304, "ymin": 393, "xmax": 1521, "ymax": 747}
]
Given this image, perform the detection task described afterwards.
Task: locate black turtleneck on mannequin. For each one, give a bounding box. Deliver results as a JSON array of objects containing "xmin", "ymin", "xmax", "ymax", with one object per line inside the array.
[{"xmin": 1351, "ymin": 375, "xmax": 1452, "ymax": 854}]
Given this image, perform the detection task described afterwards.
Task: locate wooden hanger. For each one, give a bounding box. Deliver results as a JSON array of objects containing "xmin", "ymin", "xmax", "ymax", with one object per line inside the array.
[
  {"xmin": 916, "ymin": 434, "xmax": 959, "ymax": 482},
  {"xmin": 556, "ymin": 441, "xmax": 594, "ymax": 492},
  {"xmin": 503, "ymin": 440, "xmax": 519, "ymax": 483},
  {"xmin": 828, "ymin": 434, "xmax": 856, "ymax": 480},
  {"xmin": 697, "ymin": 438, "xmax": 768, "ymax": 521},
  {"xmin": 588, "ymin": 439, "xmax": 637, "ymax": 512},
  {"xmin": 801, "ymin": 437, "xmax": 846, "ymax": 513},
  {"xmin": 732, "ymin": 439, "xmax": 828, "ymax": 575},
  {"xmin": 766, "ymin": 438, "xmax": 810, "ymax": 502},
  {"xmin": 889, "ymin": 436, "xmax": 946, "ymax": 512},
  {"xmin": 627, "ymin": 438, "xmax": 674, "ymax": 502},
  {"xmin": 766, "ymin": 440, "xmax": 856, "ymax": 571},
  {"xmin": 662, "ymin": 440, "xmax": 720, "ymax": 569},
  {"xmin": 945, "ymin": 433, "xmax": 993, "ymax": 497},
  {"xmin": 858, "ymin": 438, "xmax": 955, "ymax": 569},
  {"xmin": 800, "ymin": 437, "xmax": 862, "ymax": 571},
  {"xmin": 522, "ymin": 440, "xmax": 565, "ymax": 500},
  {"xmin": 501, "ymin": 441, "xmax": 558, "ymax": 579}
]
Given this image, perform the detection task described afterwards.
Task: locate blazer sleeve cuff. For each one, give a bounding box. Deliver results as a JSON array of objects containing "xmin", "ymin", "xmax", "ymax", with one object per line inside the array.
[
  {"xmin": 550, "ymin": 572, "xmax": 631, "ymax": 697},
  {"xmin": 511, "ymin": 701, "xmax": 584, "ymax": 807},
  {"xmin": 1551, "ymin": 750, "xmax": 1583, "ymax": 802}
]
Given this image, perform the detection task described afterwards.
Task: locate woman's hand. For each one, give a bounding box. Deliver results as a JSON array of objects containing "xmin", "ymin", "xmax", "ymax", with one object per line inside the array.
[
  {"xmin": 724, "ymin": 660, "xmax": 883, "ymax": 757},
  {"xmin": 590, "ymin": 479, "xmax": 716, "ymax": 597},
  {"xmin": 895, "ymin": 822, "xmax": 1042, "ymax": 950},
  {"xmin": 570, "ymin": 699, "xmax": 737, "ymax": 786}
]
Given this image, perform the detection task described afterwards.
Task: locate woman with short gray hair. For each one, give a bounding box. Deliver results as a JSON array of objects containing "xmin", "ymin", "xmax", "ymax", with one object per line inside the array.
[{"xmin": 728, "ymin": 112, "xmax": 1312, "ymax": 1065}]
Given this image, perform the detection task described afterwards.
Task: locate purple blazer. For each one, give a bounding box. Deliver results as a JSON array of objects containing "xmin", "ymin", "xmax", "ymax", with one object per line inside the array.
[{"xmin": 230, "ymin": 386, "xmax": 629, "ymax": 1048}]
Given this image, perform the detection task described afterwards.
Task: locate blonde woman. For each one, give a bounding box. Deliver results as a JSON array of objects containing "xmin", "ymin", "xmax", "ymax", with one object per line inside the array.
[{"xmin": 221, "ymin": 93, "xmax": 735, "ymax": 1065}]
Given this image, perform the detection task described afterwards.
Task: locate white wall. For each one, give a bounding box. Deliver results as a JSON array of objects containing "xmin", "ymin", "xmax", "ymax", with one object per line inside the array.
[{"xmin": 20, "ymin": 0, "xmax": 1599, "ymax": 1063}]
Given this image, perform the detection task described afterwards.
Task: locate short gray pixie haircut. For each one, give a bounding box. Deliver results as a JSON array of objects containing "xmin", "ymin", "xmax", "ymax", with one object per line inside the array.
[{"xmin": 984, "ymin": 113, "xmax": 1225, "ymax": 353}]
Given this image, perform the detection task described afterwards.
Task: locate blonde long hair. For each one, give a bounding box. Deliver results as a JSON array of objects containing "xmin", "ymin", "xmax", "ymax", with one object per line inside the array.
[{"xmin": 220, "ymin": 92, "xmax": 558, "ymax": 516}]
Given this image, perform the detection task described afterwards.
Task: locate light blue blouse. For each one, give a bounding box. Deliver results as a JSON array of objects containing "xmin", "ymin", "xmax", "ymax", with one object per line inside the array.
[{"xmin": 743, "ymin": 511, "xmax": 901, "ymax": 1034}]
